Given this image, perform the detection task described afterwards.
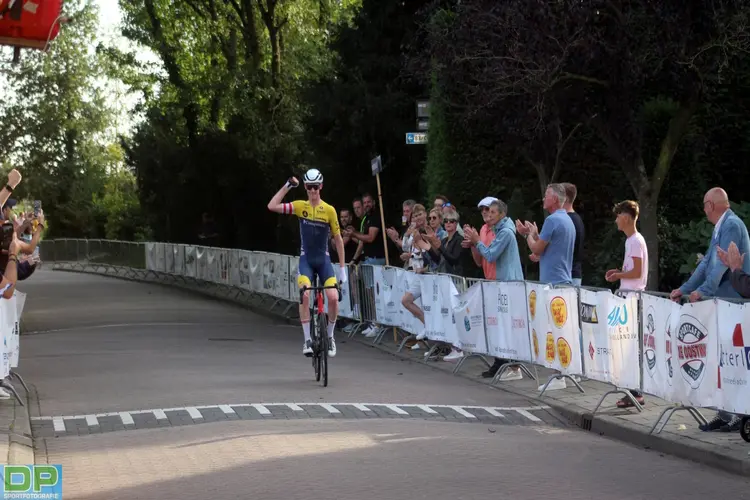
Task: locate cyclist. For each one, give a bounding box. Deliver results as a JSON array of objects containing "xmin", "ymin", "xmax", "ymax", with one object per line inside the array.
[{"xmin": 267, "ymin": 168, "xmax": 347, "ymax": 358}]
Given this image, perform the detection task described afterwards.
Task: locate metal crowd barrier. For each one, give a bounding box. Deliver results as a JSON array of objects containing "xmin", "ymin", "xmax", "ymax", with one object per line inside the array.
[{"xmin": 41, "ymin": 238, "xmax": 750, "ymax": 435}]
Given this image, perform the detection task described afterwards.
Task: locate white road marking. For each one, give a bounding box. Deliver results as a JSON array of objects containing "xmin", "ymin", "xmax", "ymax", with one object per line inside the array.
[
  {"xmin": 383, "ymin": 404, "xmax": 409, "ymax": 415},
  {"xmin": 447, "ymin": 406, "xmax": 477, "ymax": 419},
  {"xmin": 317, "ymin": 403, "xmax": 341, "ymax": 414},
  {"xmin": 52, "ymin": 417, "xmax": 65, "ymax": 432},
  {"xmin": 185, "ymin": 407, "xmax": 203, "ymax": 420},
  {"xmin": 251, "ymin": 404, "xmax": 271, "ymax": 415},
  {"xmin": 515, "ymin": 409, "xmax": 542, "ymax": 422},
  {"xmin": 31, "ymin": 403, "xmax": 551, "ymax": 431},
  {"xmin": 484, "ymin": 408, "xmax": 506, "ymax": 418},
  {"xmin": 219, "ymin": 405, "xmax": 235, "ymax": 415},
  {"xmin": 119, "ymin": 412, "xmax": 134, "ymax": 425}
]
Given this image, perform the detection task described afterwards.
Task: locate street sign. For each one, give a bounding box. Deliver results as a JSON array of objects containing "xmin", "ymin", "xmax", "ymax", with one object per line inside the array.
[
  {"xmin": 417, "ymin": 118, "xmax": 429, "ymax": 131},
  {"xmin": 416, "ymin": 100, "xmax": 430, "ymax": 118},
  {"xmin": 406, "ymin": 132, "xmax": 428, "ymax": 145},
  {"xmin": 371, "ymin": 155, "xmax": 383, "ymax": 176}
]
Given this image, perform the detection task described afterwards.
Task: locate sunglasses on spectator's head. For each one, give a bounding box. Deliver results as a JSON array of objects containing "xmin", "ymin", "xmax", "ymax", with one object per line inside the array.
[{"xmin": 305, "ymin": 184, "xmax": 320, "ymax": 191}]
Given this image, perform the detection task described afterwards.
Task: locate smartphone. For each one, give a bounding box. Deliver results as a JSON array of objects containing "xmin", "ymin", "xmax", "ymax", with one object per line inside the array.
[{"xmin": 33, "ymin": 200, "xmax": 41, "ymax": 217}]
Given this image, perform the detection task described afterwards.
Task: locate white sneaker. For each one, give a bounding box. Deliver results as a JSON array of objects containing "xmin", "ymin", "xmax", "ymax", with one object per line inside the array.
[
  {"xmin": 365, "ymin": 327, "xmax": 379, "ymax": 338},
  {"xmin": 538, "ymin": 377, "xmax": 567, "ymax": 391},
  {"xmin": 498, "ymin": 368, "xmax": 523, "ymax": 381},
  {"xmin": 443, "ymin": 349, "xmax": 464, "ymax": 362},
  {"xmin": 0, "ymin": 387, "xmax": 10, "ymax": 399},
  {"xmin": 416, "ymin": 331, "xmax": 427, "ymax": 340},
  {"xmin": 410, "ymin": 343, "xmax": 422, "ymax": 350},
  {"xmin": 361, "ymin": 324, "xmax": 375, "ymax": 335},
  {"xmin": 302, "ymin": 341, "xmax": 313, "ymax": 357},
  {"xmin": 328, "ymin": 338, "xmax": 337, "ymax": 358}
]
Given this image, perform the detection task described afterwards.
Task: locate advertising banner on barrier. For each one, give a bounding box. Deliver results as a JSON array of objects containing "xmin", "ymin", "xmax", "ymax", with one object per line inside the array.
[
  {"xmin": 206, "ymin": 248, "xmax": 219, "ymax": 282},
  {"xmin": 249, "ymin": 252, "xmax": 262, "ymax": 292},
  {"xmin": 670, "ymin": 300, "xmax": 718, "ymax": 407},
  {"xmin": 196, "ymin": 247, "xmax": 208, "ymax": 281},
  {"xmin": 483, "ymin": 281, "xmax": 531, "ymax": 361},
  {"xmin": 527, "ymin": 283, "xmax": 549, "ymax": 366},
  {"xmin": 372, "ymin": 266, "xmax": 386, "ymax": 323},
  {"xmin": 453, "ymin": 282, "xmax": 487, "ymax": 353},
  {"xmin": 581, "ymin": 290, "xmax": 640, "ymax": 388},
  {"xmin": 173, "ymin": 245, "xmax": 185, "ymax": 276},
  {"xmin": 289, "ymin": 257, "xmax": 300, "ymax": 303},
  {"xmin": 380, "ymin": 267, "xmax": 399, "ymax": 326},
  {"xmin": 184, "ymin": 246, "xmax": 197, "ymax": 278},
  {"xmin": 154, "ymin": 243, "xmax": 166, "ymax": 273},
  {"xmin": 218, "ymin": 249, "xmax": 229, "ymax": 284},
  {"xmin": 527, "ymin": 285, "xmax": 581, "ymax": 375},
  {"xmin": 420, "ymin": 274, "xmax": 459, "ymax": 345},
  {"xmin": 640, "ymin": 294, "xmax": 679, "ymax": 401},
  {"xmin": 165, "ymin": 244, "xmax": 175, "ymax": 274},
  {"xmin": 716, "ymin": 300, "xmax": 750, "ymax": 415},
  {"xmin": 146, "ymin": 242, "xmax": 157, "ymax": 271},
  {"xmin": 6, "ymin": 295, "xmax": 18, "ymax": 370}
]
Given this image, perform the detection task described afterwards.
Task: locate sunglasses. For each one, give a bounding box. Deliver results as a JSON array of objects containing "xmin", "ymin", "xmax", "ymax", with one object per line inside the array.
[
  {"xmin": 305, "ymin": 184, "xmax": 321, "ymax": 191},
  {"xmin": 444, "ymin": 219, "xmax": 458, "ymax": 223}
]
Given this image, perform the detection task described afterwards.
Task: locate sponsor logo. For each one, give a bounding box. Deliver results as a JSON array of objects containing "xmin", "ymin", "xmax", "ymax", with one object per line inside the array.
[
  {"xmin": 464, "ymin": 315, "xmax": 471, "ymax": 332},
  {"xmin": 487, "ymin": 315, "xmax": 498, "ymax": 326},
  {"xmin": 557, "ymin": 337, "xmax": 572, "ymax": 368},
  {"xmin": 665, "ymin": 313, "xmax": 673, "ymax": 386},
  {"xmin": 545, "ymin": 332, "xmax": 555, "ymax": 363},
  {"xmin": 512, "ymin": 317, "xmax": 526, "ymax": 329},
  {"xmin": 644, "ymin": 306, "xmax": 657, "ymax": 376},
  {"xmin": 302, "ymin": 210, "xmax": 309, "ymax": 217},
  {"xmin": 580, "ymin": 302, "xmax": 598, "ymax": 324},
  {"xmin": 588, "ymin": 341, "xmax": 595, "ymax": 360},
  {"xmin": 529, "ymin": 290, "xmax": 537, "ymax": 320},
  {"xmin": 719, "ymin": 323, "xmax": 750, "ymax": 371},
  {"xmin": 499, "ymin": 293, "xmax": 509, "ymax": 314},
  {"xmin": 550, "ymin": 296, "xmax": 567, "ymax": 328},
  {"xmin": 607, "ymin": 304, "xmax": 628, "ymax": 327},
  {"xmin": 676, "ymin": 314, "xmax": 708, "ymax": 389},
  {"xmin": 532, "ymin": 329, "xmax": 539, "ymax": 358}
]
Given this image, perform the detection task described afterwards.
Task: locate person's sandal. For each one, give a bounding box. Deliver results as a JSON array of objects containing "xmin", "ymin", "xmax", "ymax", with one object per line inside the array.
[{"xmin": 615, "ymin": 395, "xmax": 645, "ymax": 408}]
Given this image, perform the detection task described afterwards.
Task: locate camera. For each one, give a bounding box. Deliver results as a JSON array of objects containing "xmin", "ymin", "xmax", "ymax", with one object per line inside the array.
[{"xmin": 1, "ymin": 222, "xmax": 13, "ymax": 254}]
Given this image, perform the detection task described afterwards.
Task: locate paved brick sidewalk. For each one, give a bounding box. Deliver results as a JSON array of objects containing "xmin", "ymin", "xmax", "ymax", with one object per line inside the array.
[{"xmin": 356, "ymin": 331, "xmax": 750, "ymax": 476}]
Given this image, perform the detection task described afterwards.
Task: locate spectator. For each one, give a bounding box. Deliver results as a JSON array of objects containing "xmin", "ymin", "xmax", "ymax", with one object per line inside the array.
[
  {"xmin": 562, "ymin": 183, "xmax": 584, "ymax": 286},
  {"xmin": 330, "ymin": 208, "xmax": 358, "ymax": 264},
  {"xmin": 605, "ymin": 200, "xmax": 648, "ymax": 408},
  {"xmin": 429, "ymin": 207, "xmax": 464, "ymax": 275},
  {"xmin": 428, "ymin": 208, "xmax": 447, "ymax": 240},
  {"xmin": 462, "ymin": 197, "xmax": 524, "ymax": 380},
  {"xmin": 671, "ymin": 187, "xmax": 750, "ymax": 432},
  {"xmin": 671, "ymin": 187, "xmax": 750, "ymax": 303},
  {"xmin": 517, "ymin": 183, "xmax": 576, "ymax": 285},
  {"xmin": 386, "ymin": 199, "xmax": 417, "ymax": 261},
  {"xmin": 347, "ymin": 193, "xmax": 386, "ymax": 265},
  {"xmin": 719, "ymin": 241, "xmax": 750, "ymax": 296}
]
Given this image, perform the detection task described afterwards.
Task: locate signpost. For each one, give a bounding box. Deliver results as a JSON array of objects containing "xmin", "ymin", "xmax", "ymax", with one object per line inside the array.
[
  {"xmin": 371, "ymin": 155, "xmax": 390, "ymax": 266},
  {"xmin": 405, "ymin": 132, "xmax": 428, "ymax": 145}
]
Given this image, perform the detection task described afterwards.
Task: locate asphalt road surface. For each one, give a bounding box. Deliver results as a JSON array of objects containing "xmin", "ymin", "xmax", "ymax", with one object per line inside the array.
[{"xmin": 17, "ymin": 270, "xmax": 750, "ymax": 499}]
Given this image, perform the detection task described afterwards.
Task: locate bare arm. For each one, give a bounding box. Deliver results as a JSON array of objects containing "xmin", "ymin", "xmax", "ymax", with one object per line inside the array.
[
  {"xmin": 267, "ymin": 178, "xmax": 297, "ymax": 213},
  {"xmin": 334, "ymin": 234, "xmax": 345, "ymax": 268}
]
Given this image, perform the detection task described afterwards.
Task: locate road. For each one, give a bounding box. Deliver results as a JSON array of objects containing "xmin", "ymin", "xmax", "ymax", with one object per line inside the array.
[{"xmin": 17, "ymin": 270, "xmax": 750, "ymax": 499}]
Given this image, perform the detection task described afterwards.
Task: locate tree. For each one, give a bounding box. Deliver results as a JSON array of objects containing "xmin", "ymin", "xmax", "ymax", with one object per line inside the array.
[{"xmin": 421, "ymin": 0, "xmax": 750, "ymax": 287}]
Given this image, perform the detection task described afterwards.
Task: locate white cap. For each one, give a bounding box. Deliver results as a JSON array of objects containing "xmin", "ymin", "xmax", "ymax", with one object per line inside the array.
[{"xmin": 477, "ymin": 196, "xmax": 498, "ymax": 208}]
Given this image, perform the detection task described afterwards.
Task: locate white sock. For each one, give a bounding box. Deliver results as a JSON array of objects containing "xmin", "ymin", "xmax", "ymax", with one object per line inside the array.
[
  {"xmin": 302, "ymin": 321, "xmax": 311, "ymax": 343},
  {"xmin": 327, "ymin": 316, "xmax": 336, "ymax": 339}
]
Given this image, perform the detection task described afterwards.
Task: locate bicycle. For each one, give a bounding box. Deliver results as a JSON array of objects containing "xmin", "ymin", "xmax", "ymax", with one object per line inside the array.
[{"xmin": 300, "ymin": 277, "xmax": 341, "ymax": 387}]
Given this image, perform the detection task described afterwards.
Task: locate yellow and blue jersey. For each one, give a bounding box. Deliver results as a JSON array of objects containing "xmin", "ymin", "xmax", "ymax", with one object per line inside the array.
[{"xmin": 281, "ymin": 200, "xmax": 340, "ymax": 258}]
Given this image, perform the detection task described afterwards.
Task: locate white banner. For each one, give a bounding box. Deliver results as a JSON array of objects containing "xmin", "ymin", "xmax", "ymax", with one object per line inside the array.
[
  {"xmin": 454, "ymin": 282, "xmax": 487, "ymax": 353},
  {"xmin": 580, "ymin": 288, "xmax": 608, "ymax": 382},
  {"xmin": 174, "ymin": 245, "xmax": 185, "ymax": 276},
  {"xmin": 603, "ymin": 292, "xmax": 640, "ymax": 389},
  {"xmin": 397, "ymin": 270, "xmax": 424, "ymax": 335},
  {"xmin": 372, "ymin": 266, "xmax": 386, "ymax": 323},
  {"xmin": 207, "ymin": 248, "xmax": 219, "ymax": 282},
  {"xmin": 165, "ymin": 244, "xmax": 175, "ymax": 274},
  {"xmin": 146, "ymin": 242, "xmax": 157, "ymax": 271},
  {"xmin": 716, "ymin": 301, "xmax": 750, "ymax": 415},
  {"xmin": 421, "ymin": 274, "xmax": 459, "ymax": 345},
  {"xmin": 380, "ymin": 267, "xmax": 399, "ymax": 326},
  {"xmin": 196, "ymin": 247, "xmax": 208, "ymax": 281},
  {"xmin": 671, "ymin": 300, "xmax": 717, "ymax": 407},
  {"xmin": 527, "ymin": 283, "xmax": 550, "ymax": 366},
  {"xmin": 184, "ymin": 246, "xmax": 197, "ymax": 278},
  {"xmin": 483, "ymin": 282, "xmax": 529, "ymax": 360}
]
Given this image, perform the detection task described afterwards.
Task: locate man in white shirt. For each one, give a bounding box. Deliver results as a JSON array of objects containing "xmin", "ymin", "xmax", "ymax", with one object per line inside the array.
[{"xmin": 605, "ymin": 200, "xmax": 648, "ymax": 408}]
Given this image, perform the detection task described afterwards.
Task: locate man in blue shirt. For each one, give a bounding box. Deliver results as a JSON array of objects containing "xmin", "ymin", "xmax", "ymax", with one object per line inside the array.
[{"xmin": 516, "ymin": 183, "xmax": 576, "ymax": 285}]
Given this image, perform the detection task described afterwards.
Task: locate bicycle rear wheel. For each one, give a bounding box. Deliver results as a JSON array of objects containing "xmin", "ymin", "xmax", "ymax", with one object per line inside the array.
[
  {"xmin": 311, "ymin": 313, "xmax": 321, "ymax": 382},
  {"xmin": 318, "ymin": 312, "xmax": 328, "ymax": 387}
]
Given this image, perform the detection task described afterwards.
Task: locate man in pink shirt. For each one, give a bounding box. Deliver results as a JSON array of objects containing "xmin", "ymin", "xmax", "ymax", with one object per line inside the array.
[{"xmin": 605, "ymin": 200, "xmax": 648, "ymax": 407}]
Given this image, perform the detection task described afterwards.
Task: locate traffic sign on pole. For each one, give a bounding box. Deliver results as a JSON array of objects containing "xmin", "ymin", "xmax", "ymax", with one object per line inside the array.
[{"xmin": 406, "ymin": 132, "xmax": 428, "ymax": 145}]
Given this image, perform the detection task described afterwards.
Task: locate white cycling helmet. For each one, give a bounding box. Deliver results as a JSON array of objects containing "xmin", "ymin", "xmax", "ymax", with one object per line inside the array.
[{"xmin": 303, "ymin": 168, "xmax": 323, "ymax": 185}]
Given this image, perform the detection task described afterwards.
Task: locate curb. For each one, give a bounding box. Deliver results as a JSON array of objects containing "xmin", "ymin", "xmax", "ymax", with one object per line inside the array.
[{"xmin": 49, "ymin": 266, "xmax": 750, "ymax": 477}]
